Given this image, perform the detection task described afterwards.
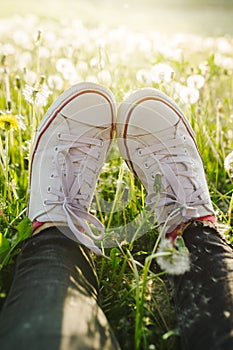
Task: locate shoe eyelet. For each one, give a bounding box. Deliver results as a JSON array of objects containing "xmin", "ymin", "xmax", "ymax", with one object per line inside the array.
[
  {"xmin": 151, "ymin": 173, "xmax": 155, "ymax": 179},
  {"xmin": 138, "ymin": 149, "xmax": 143, "ymax": 156},
  {"xmin": 50, "ymin": 173, "xmax": 54, "ymax": 179},
  {"xmin": 144, "ymin": 162, "xmax": 149, "ymax": 169},
  {"xmin": 98, "ymin": 139, "xmax": 104, "ymax": 147},
  {"xmin": 57, "ymin": 132, "xmax": 62, "ymax": 139},
  {"xmin": 47, "ymin": 186, "xmax": 51, "ymax": 193},
  {"xmin": 54, "ymin": 146, "xmax": 59, "ymax": 152}
]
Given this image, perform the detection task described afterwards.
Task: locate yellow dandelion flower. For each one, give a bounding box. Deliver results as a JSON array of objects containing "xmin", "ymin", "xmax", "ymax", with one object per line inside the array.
[{"xmin": 0, "ymin": 114, "xmax": 19, "ymax": 131}]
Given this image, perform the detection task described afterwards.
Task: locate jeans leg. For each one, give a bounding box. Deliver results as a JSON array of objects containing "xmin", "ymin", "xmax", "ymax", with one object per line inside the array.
[
  {"xmin": 173, "ymin": 222, "xmax": 233, "ymax": 350},
  {"xmin": 0, "ymin": 227, "xmax": 120, "ymax": 350}
]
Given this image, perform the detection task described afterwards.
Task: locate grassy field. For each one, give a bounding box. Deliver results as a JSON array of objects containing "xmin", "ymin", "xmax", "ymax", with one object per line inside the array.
[{"xmin": 0, "ymin": 1, "xmax": 233, "ymax": 349}]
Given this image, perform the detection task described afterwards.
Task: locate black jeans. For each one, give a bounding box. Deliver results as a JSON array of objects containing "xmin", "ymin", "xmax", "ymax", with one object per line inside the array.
[
  {"xmin": 1, "ymin": 224, "xmax": 233, "ymax": 350},
  {"xmin": 0, "ymin": 227, "xmax": 120, "ymax": 350},
  {"xmin": 173, "ymin": 222, "xmax": 233, "ymax": 350}
]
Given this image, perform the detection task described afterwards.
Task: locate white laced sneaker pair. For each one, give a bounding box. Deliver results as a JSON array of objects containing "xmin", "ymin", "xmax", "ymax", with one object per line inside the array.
[{"xmin": 28, "ymin": 82, "xmax": 214, "ymax": 254}]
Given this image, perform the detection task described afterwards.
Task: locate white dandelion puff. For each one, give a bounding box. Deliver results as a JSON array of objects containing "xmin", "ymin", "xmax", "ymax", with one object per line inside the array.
[
  {"xmin": 174, "ymin": 82, "xmax": 199, "ymax": 105},
  {"xmin": 23, "ymin": 70, "xmax": 37, "ymax": 86},
  {"xmin": 13, "ymin": 30, "xmax": 32, "ymax": 49},
  {"xmin": 187, "ymin": 74, "xmax": 205, "ymax": 89},
  {"xmin": 76, "ymin": 61, "xmax": 88, "ymax": 75},
  {"xmin": 136, "ymin": 69, "xmax": 152, "ymax": 85},
  {"xmin": 151, "ymin": 63, "xmax": 174, "ymax": 84},
  {"xmin": 1, "ymin": 43, "xmax": 15, "ymax": 55},
  {"xmin": 216, "ymin": 37, "xmax": 233, "ymax": 55},
  {"xmin": 182, "ymin": 87, "xmax": 199, "ymax": 105},
  {"xmin": 214, "ymin": 54, "xmax": 233, "ymax": 70},
  {"xmin": 86, "ymin": 75, "xmax": 98, "ymax": 84},
  {"xmin": 47, "ymin": 75, "xmax": 64, "ymax": 91},
  {"xmin": 90, "ymin": 57, "xmax": 105, "ymax": 69},
  {"xmin": 17, "ymin": 114, "xmax": 27, "ymax": 130},
  {"xmin": 22, "ymin": 84, "xmax": 35, "ymax": 104},
  {"xmin": 22, "ymin": 83, "xmax": 51, "ymax": 106},
  {"xmin": 224, "ymin": 151, "xmax": 233, "ymax": 174},
  {"xmin": 199, "ymin": 61, "xmax": 210, "ymax": 77},
  {"xmin": 17, "ymin": 52, "xmax": 32, "ymax": 69},
  {"xmin": 156, "ymin": 236, "xmax": 190, "ymax": 275},
  {"xmin": 97, "ymin": 70, "xmax": 112, "ymax": 85},
  {"xmin": 38, "ymin": 46, "xmax": 50, "ymax": 59},
  {"xmin": 56, "ymin": 58, "xmax": 79, "ymax": 83}
]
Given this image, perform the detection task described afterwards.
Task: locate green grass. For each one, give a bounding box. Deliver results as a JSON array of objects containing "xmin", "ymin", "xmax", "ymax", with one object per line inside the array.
[{"xmin": 0, "ymin": 9, "xmax": 233, "ymax": 350}]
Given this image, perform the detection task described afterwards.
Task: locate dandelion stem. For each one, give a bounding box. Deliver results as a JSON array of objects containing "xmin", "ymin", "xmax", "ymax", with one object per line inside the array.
[
  {"xmin": 4, "ymin": 130, "xmax": 10, "ymax": 201},
  {"xmin": 17, "ymin": 86, "xmax": 25, "ymax": 173},
  {"xmin": 227, "ymin": 192, "xmax": 233, "ymax": 228},
  {"xmin": 4, "ymin": 68, "xmax": 12, "ymax": 112},
  {"xmin": 106, "ymin": 162, "xmax": 125, "ymax": 230}
]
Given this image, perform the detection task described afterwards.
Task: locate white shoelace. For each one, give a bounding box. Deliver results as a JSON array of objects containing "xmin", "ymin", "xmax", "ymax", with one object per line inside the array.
[
  {"xmin": 139, "ymin": 128, "xmax": 208, "ymax": 232},
  {"xmin": 44, "ymin": 132, "xmax": 105, "ymax": 255}
]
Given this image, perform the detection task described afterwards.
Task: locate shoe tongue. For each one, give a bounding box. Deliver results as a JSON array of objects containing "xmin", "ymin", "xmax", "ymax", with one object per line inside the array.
[{"xmin": 160, "ymin": 158, "xmax": 194, "ymax": 200}]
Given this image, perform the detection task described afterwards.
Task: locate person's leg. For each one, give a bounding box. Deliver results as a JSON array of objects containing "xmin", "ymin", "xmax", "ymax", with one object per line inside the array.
[
  {"xmin": 173, "ymin": 222, "xmax": 233, "ymax": 350},
  {"xmin": 0, "ymin": 82, "xmax": 120, "ymax": 349},
  {"xmin": 0, "ymin": 227, "xmax": 120, "ymax": 350},
  {"xmin": 116, "ymin": 87, "xmax": 233, "ymax": 349}
]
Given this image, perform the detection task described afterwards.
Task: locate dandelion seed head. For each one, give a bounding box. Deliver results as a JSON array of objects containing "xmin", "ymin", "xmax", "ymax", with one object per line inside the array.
[
  {"xmin": 97, "ymin": 70, "xmax": 112, "ymax": 86},
  {"xmin": 43, "ymin": 30, "xmax": 56, "ymax": 45},
  {"xmin": 148, "ymin": 345, "xmax": 156, "ymax": 350},
  {"xmin": 23, "ymin": 69, "xmax": 37, "ymax": 85},
  {"xmin": 17, "ymin": 52, "xmax": 32, "ymax": 69},
  {"xmin": 76, "ymin": 61, "xmax": 88, "ymax": 75},
  {"xmin": 174, "ymin": 82, "xmax": 199, "ymax": 105},
  {"xmin": 47, "ymin": 75, "xmax": 64, "ymax": 91},
  {"xmin": 151, "ymin": 63, "xmax": 174, "ymax": 84},
  {"xmin": 22, "ymin": 83, "xmax": 51, "ymax": 106},
  {"xmin": 136, "ymin": 69, "xmax": 152, "ymax": 85},
  {"xmin": 224, "ymin": 151, "xmax": 233, "ymax": 173},
  {"xmin": 214, "ymin": 54, "xmax": 233, "ymax": 70},
  {"xmin": 38, "ymin": 46, "xmax": 50, "ymax": 59},
  {"xmin": 1, "ymin": 43, "xmax": 15, "ymax": 56},
  {"xmin": 187, "ymin": 74, "xmax": 205, "ymax": 89},
  {"xmin": 156, "ymin": 237, "xmax": 190, "ymax": 275},
  {"xmin": 217, "ymin": 37, "xmax": 233, "ymax": 55},
  {"xmin": 224, "ymin": 310, "xmax": 231, "ymax": 319},
  {"xmin": 17, "ymin": 114, "xmax": 26, "ymax": 130},
  {"xmin": 86, "ymin": 75, "xmax": 98, "ymax": 84},
  {"xmin": 56, "ymin": 58, "xmax": 79, "ymax": 83},
  {"xmin": 0, "ymin": 114, "xmax": 20, "ymax": 130},
  {"xmin": 56, "ymin": 58, "xmax": 74, "ymax": 73},
  {"xmin": 13, "ymin": 30, "xmax": 32, "ymax": 49},
  {"xmin": 22, "ymin": 84, "xmax": 34, "ymax": 103},
  {"xmin": 90, "ymin": 57, "xmax": 105, "ymax": 69},
  {"xmin": 199, "ymin": 61, "xmax": 210, "ymax": 76},
  {"xmin": 159, "ymin": 44, "xmax": 182, "ymax": 61}
]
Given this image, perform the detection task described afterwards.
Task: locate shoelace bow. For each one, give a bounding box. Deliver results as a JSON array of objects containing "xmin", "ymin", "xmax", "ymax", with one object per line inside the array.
[
  {"xmin": 139, "ymin": 129, "xmax": 209, "ymax": 231},
  {"xmin": 44, "ymin": 132, "xmax": 105, "ymax": 255}
]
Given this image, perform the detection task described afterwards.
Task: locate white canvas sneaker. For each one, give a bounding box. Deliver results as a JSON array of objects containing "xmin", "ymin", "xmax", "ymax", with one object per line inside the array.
[
  {"xmin": 28, "ymin": 82, "xmax": 116, "ymax": 254},
  {"xmin": 116, "ymin": 88, "xmax": 215, "ymax": 235}
]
